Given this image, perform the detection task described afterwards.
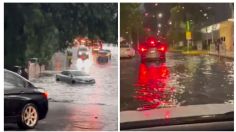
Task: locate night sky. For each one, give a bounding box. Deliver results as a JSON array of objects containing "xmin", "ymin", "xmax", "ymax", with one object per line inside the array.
[{"xmin": 142, "ymin": 3, "xmax": 233, "ymax": 36}]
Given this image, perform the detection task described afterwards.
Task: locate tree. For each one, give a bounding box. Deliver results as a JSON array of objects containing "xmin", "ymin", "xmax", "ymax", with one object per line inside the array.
[
  {"xmin": 4, "ymin": 3, "xmax": 118, "ymax": 67},
  {"xmin": 121, "ymin": 3, "xmax": 145, "ymax": 44},
  {"xmin": 167, "ymin": 4, "xmax": 213, "ymax": 45}
]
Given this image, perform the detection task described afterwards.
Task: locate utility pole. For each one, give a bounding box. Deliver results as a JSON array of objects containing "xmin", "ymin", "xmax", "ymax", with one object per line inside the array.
[
  {"xmin": 186, "ymin": 20, "xmax": 192, "ymax": 53},
  {"xmin": 137, "ymin": 29, "xmax": 139, "ymax": 49}
]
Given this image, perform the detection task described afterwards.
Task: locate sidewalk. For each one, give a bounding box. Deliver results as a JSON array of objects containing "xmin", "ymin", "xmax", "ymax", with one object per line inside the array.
[
  {"xmin": 170, "ymin": 49, "xmax": 233, "ymax": 59},
  {"xmin": 208, "ymin": 51, "xmax": 233, "ymax": 59},
  {"xmin": 209, "ymin": 44, "xmax": 233, "ymax": 59}
]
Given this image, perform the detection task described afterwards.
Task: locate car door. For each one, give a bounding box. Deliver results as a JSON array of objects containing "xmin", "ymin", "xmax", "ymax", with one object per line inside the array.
[
  {"xmin": 65, "ymin": 72, "xmax": 72, "ymax": 82},
  {"xmin": 60, "ymin": 71, "xmax": 68, "ymax": 81},
  {"xmin": 4, "ymin": 71, "xmax": 27, "ymax": 117}
]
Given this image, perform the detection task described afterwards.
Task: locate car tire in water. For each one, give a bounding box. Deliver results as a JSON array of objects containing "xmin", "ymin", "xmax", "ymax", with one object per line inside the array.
[
  {"xmin": 71, "ymin": 80, "xmax": 75, "ymax": 84},
  {"xmin": 56, "ymin": 78, "xmax": 60, "ymax": 81},
  {"xmin": 17, "ymin": 103, "xmax": 39, "ymax": 129}
]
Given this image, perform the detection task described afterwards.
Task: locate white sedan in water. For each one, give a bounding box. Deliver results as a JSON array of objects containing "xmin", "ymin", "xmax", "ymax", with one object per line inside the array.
[
  {"xmin": 56, "ymin": 70, "xmax": 95, "ymax": 84},
  {"xmin": 120, "ymin": 44, "xmax": 135, "ymax": 58}
]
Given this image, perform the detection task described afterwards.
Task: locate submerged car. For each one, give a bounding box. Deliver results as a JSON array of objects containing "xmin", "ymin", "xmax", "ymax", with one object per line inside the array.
[
  {"xmin": 77, "ymin": 46, "xmax": 89, "ymax": 60},
  {"xmin": 56, "ymin": 70, "xmax": 95, "ymax": 84},
  {"xmin": 97, "ymin": 50, "xmax": 111, "ymax": 63},
  {"xmin": 138, "ymin": 37, "xmax": 168, "ymax": 62},
  {"xmin": 4, "ymin": 69, "xmax": 48, "ymax": 129}
]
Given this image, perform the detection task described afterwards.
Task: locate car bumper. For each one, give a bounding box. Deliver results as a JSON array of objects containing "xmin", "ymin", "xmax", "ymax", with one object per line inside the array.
[
  {"xmin": 38, "ymin": 100, "xmax": 48, "ymax": 120},
  {"xmin": 75, "ymin": 79, "xmax": 96, "ymax": 84},
  {"xmin": 121, "ymin": 52, "xmax": 133, "ymax": 58},
  {"xmin": 141, "ymin": 52, "xmax": 166, "ymax": 60}
]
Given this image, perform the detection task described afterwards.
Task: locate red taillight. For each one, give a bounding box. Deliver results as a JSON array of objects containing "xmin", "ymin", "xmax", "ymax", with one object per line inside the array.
[
  {"xmin": 141, "ymin": 47, "xmax": 147, "ymax": 52},
  {"xmin": 139, "ymin": 44, "xmax": 148, "ymax": 53},
  {"xmin": 158, "ymin": 46, "xmax": 166, "ymax": 52},
  {"xmin": 43, "ymin": 92, "xmax": 48, "ymax": 99}
]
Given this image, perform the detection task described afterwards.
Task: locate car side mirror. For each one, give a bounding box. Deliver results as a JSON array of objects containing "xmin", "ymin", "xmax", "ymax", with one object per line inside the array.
[
  {"xmin": 24, "ymin": 82, "xmax": 29, "ymax": 88},
  {"xmin": 70, "ymin": 74, "xmax": 73, "ymax": 78}
]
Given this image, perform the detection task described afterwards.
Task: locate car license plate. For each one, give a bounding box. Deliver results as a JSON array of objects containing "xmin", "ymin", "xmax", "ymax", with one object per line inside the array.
[{"xmin": 150, "ymin": 50, "xmax": 156, "ymax": 53}]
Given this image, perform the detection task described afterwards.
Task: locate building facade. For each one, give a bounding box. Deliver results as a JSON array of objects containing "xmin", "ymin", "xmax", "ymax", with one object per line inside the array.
[{"xmin": 201, "ymin": 18, "xmax": 234, "ymax": 58}]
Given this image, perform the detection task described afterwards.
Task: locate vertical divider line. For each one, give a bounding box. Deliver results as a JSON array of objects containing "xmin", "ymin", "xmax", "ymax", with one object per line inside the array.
[{"xmin": 118, "ymin": 1, "xmax": 121, "ymax": 131}]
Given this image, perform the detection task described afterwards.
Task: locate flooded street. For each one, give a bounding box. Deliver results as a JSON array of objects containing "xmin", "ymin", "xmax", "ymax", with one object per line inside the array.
[
  {"xmin": 121, "ymin": 52, "xmax": 234, "ymax": 111},
  {"xmin": 34, "ymin": 45, "xmax": 118, "ymax": 106},
  {"xmin": 5, "ymin": 45, "xmax": 118, "ymax": 131}
]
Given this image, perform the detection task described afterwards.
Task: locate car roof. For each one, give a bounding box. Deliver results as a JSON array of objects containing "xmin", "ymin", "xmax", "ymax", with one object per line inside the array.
[{"xmin": 98, "ymin": 50, "xmax": 108, "ymax": 53}]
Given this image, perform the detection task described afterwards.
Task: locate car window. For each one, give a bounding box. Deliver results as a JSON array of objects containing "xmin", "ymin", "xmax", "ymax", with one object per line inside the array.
[
  {"xmin": 61, "ymin": 71, "xmax": 68, "ymax": 75},
  {"xmin": 79, "ymin": 48, "xmax": 87, "ymax": 51},
  {"xmin": 4, "ymin": 71, "xmax": 25, "ymax": 88},
  {"xmin": 71, "ymin": 71, "xmax": 89, "ymax": 76},
  {"xmin": 27, "ymin": 82, "xmax": 35, "ymax": 88}
]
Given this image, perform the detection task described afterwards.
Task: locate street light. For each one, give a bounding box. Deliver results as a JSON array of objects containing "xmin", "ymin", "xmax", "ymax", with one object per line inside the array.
[
  {"xmin": 158, "ymin": 23, "xmax": 162, "ymax": 28},
  {"xmin": 158, "ymin": 13, "xmax": 163, "ymax": 18},
  {"xmin": 155, "ymin": 3, "xmax": 158, "ymax": 6},
  {"xmin": 203, "ymin": 13, "xmax": 207, "ymax": 17},
  {"xmin": 169, "ymin": 21, "xmax": 172, "ymax": 25},
  {"xmin": 145, "ymin": 13, "xmax": 148, "ymax": 17}
]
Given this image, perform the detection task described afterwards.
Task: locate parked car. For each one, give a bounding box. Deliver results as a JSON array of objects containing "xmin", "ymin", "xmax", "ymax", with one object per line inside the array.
[
  {"xmin": 56, "ymin": 70, "xmax": 95, "ymax": 84},
  {"xmin": 4, "ymin": 69, "xmax": 48, "ymax": 129},
  {"xmin": 120, "ymin": 42, "xmax": 135, "ymax": 58},
  {"xmin": 77, "ymin": 46, "xmax": 89, "ymax": 60},
  {"xmin": 97, "ymin": 50, "xmax": 111, "ymax": 63},
  {"xmin": 138, "ymin": 36, "xmax": 168, "ymax": 62}
]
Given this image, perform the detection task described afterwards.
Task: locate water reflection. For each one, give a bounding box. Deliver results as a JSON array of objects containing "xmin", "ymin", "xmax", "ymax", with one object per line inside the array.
[
  {"xmin": 76, "ymin": 58, "xmax": 92, "ymax": 73},
  {"xmin": 134, "ymin": 62, "xmax": 175, "ymax": 111}
]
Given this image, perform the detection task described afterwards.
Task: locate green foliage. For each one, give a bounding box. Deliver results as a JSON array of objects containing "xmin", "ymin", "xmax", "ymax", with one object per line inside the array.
[
  {"xmin": 167, "ymin": 4, "xmax": 213, "ymax": 44},
  {"xmin": 120, "ymin": 3, "xmax": 145, "ymax": 43},
  {"xmin": 4, "ymin": 3, "xmax": 117, "ymax": 66}
]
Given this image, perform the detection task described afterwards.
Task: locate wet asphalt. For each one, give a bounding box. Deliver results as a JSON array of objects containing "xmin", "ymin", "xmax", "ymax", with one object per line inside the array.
[
  {"xmin": 5, "ymin": 45, "xmax": 118, "ymax": 131},
  {"xmin": 120, "ymin": 52, "xmax": 233, "ymax": 111}
]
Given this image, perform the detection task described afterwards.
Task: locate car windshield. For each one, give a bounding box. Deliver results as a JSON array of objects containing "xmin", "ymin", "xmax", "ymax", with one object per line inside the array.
[
  {"xmin": 98, "ymin": 50, "xmax": 107, "ymax": 54},
  {"xmin": 70, "ymin": 71, "xmax": 89, "ymax": 76},
  {"xmin": 79, "ymin": 47, "xmax": 87, "ymax": 51}
]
